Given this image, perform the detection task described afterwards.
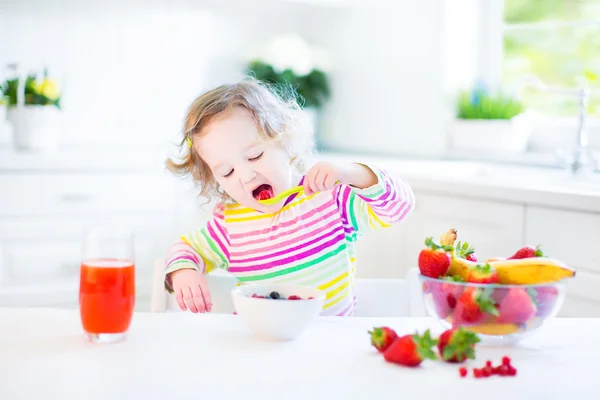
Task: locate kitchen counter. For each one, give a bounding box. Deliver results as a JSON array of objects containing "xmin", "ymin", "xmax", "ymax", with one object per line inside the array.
[
  {"xmin": 313, "ymin": 152, "xmax": 600, "ymax": 213},
  {"xmin": 1, "ymin": 147, "xmax": 599, "ymax": 212},
  {"xmin": 1, "ymin": 307, "xmax": 598, "ymax": 399}
]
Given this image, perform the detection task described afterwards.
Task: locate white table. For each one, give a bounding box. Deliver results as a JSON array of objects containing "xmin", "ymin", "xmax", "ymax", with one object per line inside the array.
[{"xmin": 1, "ymin": 308, "xmax": 598, "ymax": 399}]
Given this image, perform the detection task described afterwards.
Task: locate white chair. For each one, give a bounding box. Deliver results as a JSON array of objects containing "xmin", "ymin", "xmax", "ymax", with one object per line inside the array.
[
  {"xmin": 150, "ymin": 258, "xmax": 426, "ymax": 317},
  {"xmin": 353, "ymin": 268, "xmax": 425, "ymax": 317}
]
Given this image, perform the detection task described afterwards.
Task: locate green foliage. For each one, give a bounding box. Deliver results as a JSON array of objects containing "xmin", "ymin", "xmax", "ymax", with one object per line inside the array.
[
  {"xmin": 246, "ymin": 60, "xmax": 330, "ymax": 109},
  {"xmin": 0, "ymin": 70, "xmax": 61, "ymax": 109},
  {"xmin": 502, "ymin": 0, "xmax": 600, "ymax": 117},
  {"xmin": 456, "ymin": 82, "xmax": 524, "ymax": 120}
]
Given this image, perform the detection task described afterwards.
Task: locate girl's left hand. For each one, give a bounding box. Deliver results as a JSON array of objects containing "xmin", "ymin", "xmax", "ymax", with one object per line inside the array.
[{"xmin": 303, "ymin": 161, "xmax": 345, "ymax": 196}]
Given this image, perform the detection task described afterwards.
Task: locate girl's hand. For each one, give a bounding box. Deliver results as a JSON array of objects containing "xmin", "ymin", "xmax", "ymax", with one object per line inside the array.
[
  {"xmin": 303, "ymin": 161, "xmax": 378, "ymax": 196},
  {"xmin": 303, "ymin": 161, "xmax": 343, "ymax": 196},
  {"xmin": 170, "ymin": 268, "xmax": 213, "ymax": 313}
]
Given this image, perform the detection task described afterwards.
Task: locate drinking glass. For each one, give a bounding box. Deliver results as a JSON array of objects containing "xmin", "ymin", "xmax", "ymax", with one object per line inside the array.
[{"xmin": 79, "ymin": 225, "xmax": 135, "ymax": 343}]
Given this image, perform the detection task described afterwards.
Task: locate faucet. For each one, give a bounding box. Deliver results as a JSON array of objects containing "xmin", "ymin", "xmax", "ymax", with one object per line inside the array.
[{"xmin": 520, "ymin": 76, "xmax": 596, "ymax": 175}]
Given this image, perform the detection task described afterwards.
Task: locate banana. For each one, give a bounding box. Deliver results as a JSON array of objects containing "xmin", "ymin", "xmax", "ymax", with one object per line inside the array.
[
  {"xmin": 465, "ymin": 322, "xmax": 520, "ymax": 336},
  {"xmin": 494, "ymin": 258, "xmax": 576, "ymax": 284},
  {"xmin": 439, "ymin": 228, "xmax": 576, "ymax": 285}
]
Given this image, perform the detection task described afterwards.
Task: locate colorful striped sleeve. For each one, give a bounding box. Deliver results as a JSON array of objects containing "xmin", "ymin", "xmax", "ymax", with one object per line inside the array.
[
  {"xmin": 333, "ymin": 164, "xmax": 415, "ymax": 238},
  {"xmin": 163, "ymin": 204, "xmax": 230, "ymax": 293}
]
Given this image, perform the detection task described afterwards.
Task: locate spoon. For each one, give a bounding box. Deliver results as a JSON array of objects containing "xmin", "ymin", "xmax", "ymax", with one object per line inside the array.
[
  {"xmin": 257, "ymin": 186, "xmax": 304, "ymax": 206},
  {"xmin": 258, "ymin": 180, "xmax": 340, "ymax": 206}
]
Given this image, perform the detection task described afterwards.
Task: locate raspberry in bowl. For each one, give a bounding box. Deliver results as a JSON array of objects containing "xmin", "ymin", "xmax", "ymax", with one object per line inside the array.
[
  {"xmin": 231, "ymin": 283, "xmax": 325, "ymax": 341},
  {"xmin": 419, "ymin": 275, "xmax": 568, "ymax": 345}
]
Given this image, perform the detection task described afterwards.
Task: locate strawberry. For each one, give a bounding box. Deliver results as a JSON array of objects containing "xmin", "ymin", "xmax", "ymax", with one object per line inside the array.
[
  {"xmin": 508, "ymin": 245, "xmax": 544, "ymax": 260},
  {"xmin": 257, "ymin": 190, "xmax": 272, "ymax": 200},
  {"xmin": 383, "ymin": 330, "xmax": 438, "ymax": 367},
  {"xmin": 418, "ymin": 237, "xmax": 452, "ymax": 278},
  {"xmin": 368, "ymin": 327, "xmax": 398, "ymax": 352},
  {"xmin": 456, "ymin": 241, "xmax": 478, "ymax": 262},
  {"xmin": 529, "ymin": 286, "xmax": 560, "ymax": 318},
  {"xmin": 466, "ymin": 263, "xmax": 499, "ymax": 284},
  {"xmin": 496, "ymin": 288, "xmax": 537, "ymax": 324},
  {"xmin": 453, "ymin": 287, "xmax": 499, "ymax": 325},
  {"xmin": 431, "ymin": 276, "xmax": 465, "ymax": 318},
  {"xmin": 437, "ymin": 327, "xmax": 481, "ymax": 363}
]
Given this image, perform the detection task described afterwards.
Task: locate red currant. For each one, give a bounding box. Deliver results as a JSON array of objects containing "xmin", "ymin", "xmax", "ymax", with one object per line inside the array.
[{"xmin": 459, "ymin": 367, "xmax": 468, "ymax": 377}]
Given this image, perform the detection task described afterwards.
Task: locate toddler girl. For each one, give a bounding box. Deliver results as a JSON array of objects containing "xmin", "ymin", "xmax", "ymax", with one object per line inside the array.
[{"xmin": 163, "ymin": 78, "xmax": 415, "ymax": 316}]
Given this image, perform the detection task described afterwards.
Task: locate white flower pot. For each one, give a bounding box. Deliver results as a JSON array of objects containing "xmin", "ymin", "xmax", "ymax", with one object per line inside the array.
[
  {"xmin": 6, "ymin": 106, "xmax": 62, "ymax": 151},
  {"xmin": 448, "ymin": 113, "xmax": 533, "ymax": 153},
  {"xmin": 304, "ymin": 107, "xmax": 320, "ymax": 135}
]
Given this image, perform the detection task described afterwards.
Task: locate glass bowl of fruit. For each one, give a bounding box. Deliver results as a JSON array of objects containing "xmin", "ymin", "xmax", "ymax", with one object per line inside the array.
[
  {"xmin": 418, "ymin": 229, "xmax": 576, "ymax": 345},
  {"xmin": 231, "ymin": 283, "xmax": 325, "ymax": 341}
]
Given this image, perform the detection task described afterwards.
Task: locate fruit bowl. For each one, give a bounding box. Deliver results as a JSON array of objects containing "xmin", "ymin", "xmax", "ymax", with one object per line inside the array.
[
  {"xmin": 231, "ymin": 283, "xmax": 325, "ymax": 341},
  {"xmin": 419, "ymin": 275, "xmax": 568, "ymax": 345}
]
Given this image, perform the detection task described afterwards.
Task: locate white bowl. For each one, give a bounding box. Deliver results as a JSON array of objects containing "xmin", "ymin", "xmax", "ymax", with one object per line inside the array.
[{"xmin": 231, "ymin": 283, "xmax": 325, "ymax": 341}]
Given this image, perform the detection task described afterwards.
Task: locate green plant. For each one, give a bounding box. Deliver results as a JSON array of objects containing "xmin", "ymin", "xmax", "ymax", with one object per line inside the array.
[
  {"xmin": 246, "ymin": 60, "xmax": 330, "ymax": 109},
  {"xmin": 456, "ymin": 82, "xmax": 524, "ymax": 120},
  {"xmin": 0, "ymin": 69, "xmax": 61, "ymax": 109}
]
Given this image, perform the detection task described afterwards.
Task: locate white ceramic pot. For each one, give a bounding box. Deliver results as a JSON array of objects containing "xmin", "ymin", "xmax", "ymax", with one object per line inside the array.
[
  {"xmin": 6, "ymin": 105, "xmax": 62, "ymax": 151},
  {"xmin": 449, "ymin": 113, "xmax": 533, "ymax": 153},
  {"xmin": 304, "ymin": 107, "xmax": 320, "ymax": 135}
]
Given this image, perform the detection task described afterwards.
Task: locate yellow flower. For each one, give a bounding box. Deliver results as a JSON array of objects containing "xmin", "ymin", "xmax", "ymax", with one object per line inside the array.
[{"xmin": 33, "ymin": 79, "xmax": 60, "ymax": 100}]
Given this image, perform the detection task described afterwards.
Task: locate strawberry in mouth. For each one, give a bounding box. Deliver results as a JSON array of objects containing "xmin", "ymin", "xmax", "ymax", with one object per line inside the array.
[{"xmin": 252, "ymin": 184, "xmax": 273, "ymax": 201}]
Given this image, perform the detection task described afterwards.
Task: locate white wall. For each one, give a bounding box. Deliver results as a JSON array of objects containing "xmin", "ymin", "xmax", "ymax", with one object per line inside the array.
[
  {"xmin": 315, "ymin": 0, "xmax": 449, "ymax": 156},
  {"xmin": 0, "ymin": 0, "xmax": 455, "ymax": 156}
]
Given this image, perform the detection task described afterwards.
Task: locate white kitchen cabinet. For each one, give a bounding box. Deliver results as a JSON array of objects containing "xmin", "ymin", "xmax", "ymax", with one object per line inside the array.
[
  {"xmin": 524, "ymin": 206, "xmax": 600, "ymax": 317},
  {"xmin": 355, "ymin": 191, "xmax": 525, "ymax": 280},
  {"xmin": 0, "ymin": 168, "xmax": 177, "ymax": 310},
  {"xmin": 402, "ymin": 191, "xmax": 525, "ymax": 265}
]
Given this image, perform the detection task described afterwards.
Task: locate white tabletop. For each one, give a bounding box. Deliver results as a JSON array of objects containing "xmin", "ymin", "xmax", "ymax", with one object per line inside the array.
[{"xmin": 1, "ymin": 308, "xmax": 598, "ymax": 399}]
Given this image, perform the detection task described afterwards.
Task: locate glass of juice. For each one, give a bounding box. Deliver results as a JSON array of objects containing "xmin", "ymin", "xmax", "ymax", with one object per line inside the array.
[{"xmin": 79, "ymin": 224, "xmax": 135, "ymax": 343}]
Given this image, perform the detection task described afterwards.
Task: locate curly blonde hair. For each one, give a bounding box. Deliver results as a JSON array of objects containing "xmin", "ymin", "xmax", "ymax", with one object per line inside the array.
[{"xmin": 165, "ymin": 77, "xmax": 315, "ymax": 202}]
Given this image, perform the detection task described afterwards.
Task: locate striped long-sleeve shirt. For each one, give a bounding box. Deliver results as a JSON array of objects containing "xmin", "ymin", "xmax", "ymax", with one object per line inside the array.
[{"xmin": 164, "ymin": 164, "xmax": 415, "ymax": 316}]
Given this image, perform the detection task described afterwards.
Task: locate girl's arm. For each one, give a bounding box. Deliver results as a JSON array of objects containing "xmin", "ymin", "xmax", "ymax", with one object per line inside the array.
[
  {"xmin": 334, "ymin": 163, "xmax": 415, "ymax": 236},
  {"xmin": 163, "ymin": 204, "xmax": 230, "ymax": 293}
]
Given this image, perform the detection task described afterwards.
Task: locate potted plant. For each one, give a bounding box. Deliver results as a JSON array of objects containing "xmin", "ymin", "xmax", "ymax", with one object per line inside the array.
[
  {"xmin": 1, "ymin": 68, "xmax": 63, "ymax": 151},
  {"xmin": 246, "ymin": 61, "xmax": 330, "ymax": 134},
  {"xmin": 449, "ymin": 81, "xmax": 532, "ymax": 153}
]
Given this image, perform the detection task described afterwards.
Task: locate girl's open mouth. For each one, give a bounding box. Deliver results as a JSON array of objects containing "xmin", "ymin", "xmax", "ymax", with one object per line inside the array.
[{"xmin": 252, "ymin": 184, "xmax": 274, "ymax": 201}]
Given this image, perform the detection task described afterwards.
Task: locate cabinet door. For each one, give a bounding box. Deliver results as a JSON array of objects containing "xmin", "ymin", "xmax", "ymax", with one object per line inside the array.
[
  {"xmin": 355, "ymin": 192, "xmax": 524, "ymax": 279},
  {"xmin": 525, "ymin": 206, "xmax": 600, "ymax": 317},
  {"xmin": 403, "ymin": 192, "xmax": 525, "ymax": 267},
  {"xmin": 0, "ymin": 213, "xmax": 169, "ymax": 308},
  {"xmin": 354, "ymin": 218, "xmax": 414, "ymax": 279}
]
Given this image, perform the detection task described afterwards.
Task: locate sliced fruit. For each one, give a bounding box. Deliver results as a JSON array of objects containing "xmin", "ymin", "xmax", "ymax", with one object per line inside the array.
[{"xmin": 465, "ymin": 322, "xmax": 520, "ymax": 335}]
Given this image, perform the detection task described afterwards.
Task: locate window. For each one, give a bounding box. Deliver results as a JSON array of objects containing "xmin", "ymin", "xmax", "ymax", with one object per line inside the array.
[{"xmin": 502, "ymin": 0, "xmax": 600, "ymax": 118}]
